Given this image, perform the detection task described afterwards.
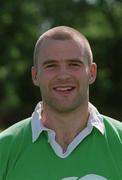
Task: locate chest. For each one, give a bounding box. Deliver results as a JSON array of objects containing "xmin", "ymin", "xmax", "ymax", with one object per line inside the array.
[{"xmin": 5, "ymin": 132, "xmax": 121, "ymax": 180}]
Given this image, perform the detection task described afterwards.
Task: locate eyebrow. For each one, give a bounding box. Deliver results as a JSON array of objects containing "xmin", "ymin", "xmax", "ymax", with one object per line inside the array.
[{"xmin": 67, "ymin": 59, "xmax": 83, "ymax": 64}]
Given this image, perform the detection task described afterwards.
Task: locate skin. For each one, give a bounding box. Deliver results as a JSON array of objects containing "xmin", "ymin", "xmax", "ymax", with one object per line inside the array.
[{"xmin": 32, "ymin": 37, "xmax": 97, "ymax": 151}]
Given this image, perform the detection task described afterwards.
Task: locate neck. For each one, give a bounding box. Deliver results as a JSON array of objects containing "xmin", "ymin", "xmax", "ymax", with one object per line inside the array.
[{"xmin": 41, "ymin": 102, "xmax": 89, "ymax": 151}]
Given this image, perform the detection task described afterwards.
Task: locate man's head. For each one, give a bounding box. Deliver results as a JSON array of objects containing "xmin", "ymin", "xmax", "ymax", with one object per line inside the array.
[{"xmin": 32, "ymin": 26, "xmax": 97, "ymax": 113}]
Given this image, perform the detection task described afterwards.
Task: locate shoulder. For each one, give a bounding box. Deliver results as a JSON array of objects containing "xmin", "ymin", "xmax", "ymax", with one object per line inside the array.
[
  {"xmin": 0, "ymin": 118, "xmax": 32, "ymax": 177},
  {"xmin": 102, "ymin": 115, "xmax": 122, "ymax": 129},
  {"xmin": 0, "ymin": 117, "xmax": 31, "ymax": 144},
  {"xmin": 102, "ymin": 115, "xmax": 122, "ymax": 140}
]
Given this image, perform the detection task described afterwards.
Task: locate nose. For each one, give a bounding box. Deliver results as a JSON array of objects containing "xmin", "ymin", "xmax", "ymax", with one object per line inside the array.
[{"xmin": 56, "ymin": 65, "xmax": 71, "ymax": 81}]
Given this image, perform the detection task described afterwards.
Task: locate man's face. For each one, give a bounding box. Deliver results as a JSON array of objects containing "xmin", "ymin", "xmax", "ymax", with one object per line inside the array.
[{"xmin": 32, "ymin": 38, "xmax": 96, "ymax": 113}]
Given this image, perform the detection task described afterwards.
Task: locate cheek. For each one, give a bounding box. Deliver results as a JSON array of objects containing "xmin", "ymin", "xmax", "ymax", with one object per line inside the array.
[
  {"xmin": 72, "ymin": 70, "xmax": 84, "ymax": 80},
  {"xmin": 75, "ymin": 70, "xmax": 89, "ymax": 85},
  {"xmin": 38, "ymin": 71, "xmax": 54, "ymax": 87}
]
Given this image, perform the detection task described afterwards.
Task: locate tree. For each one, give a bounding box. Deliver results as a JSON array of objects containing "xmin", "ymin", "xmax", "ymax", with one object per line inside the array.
[{"xmin": 0, "ymin": 0, "xmax": 122, "ymax": 128}]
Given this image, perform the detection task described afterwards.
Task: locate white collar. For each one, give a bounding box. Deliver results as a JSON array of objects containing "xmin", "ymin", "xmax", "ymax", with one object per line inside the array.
[{"xmin": 31, "ymin": 102, "xmax": 104, "ymax": 143}]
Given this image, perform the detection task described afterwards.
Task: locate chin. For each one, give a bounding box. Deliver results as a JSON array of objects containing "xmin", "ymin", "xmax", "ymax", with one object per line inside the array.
[{"xmin": 50, "ymin": 101, "xmax": 81, "ymax": 113}]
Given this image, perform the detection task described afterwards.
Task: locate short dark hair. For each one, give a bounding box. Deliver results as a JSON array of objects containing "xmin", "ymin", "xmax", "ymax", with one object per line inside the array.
[{"xmin": 33, "ymin": 26, "xmax": 93, "ymax": 68}]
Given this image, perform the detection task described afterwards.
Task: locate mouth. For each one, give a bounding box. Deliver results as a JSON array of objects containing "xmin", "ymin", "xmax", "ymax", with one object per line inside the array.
[{"xmin": 53, "ymin": 86, "xmax": 76, "ymax": 93}]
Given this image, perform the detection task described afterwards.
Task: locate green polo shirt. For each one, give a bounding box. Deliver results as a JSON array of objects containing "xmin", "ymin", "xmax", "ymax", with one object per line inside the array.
[{"xmin": 0, "ymin": 116, "xmax": 122, "ymax": 180}]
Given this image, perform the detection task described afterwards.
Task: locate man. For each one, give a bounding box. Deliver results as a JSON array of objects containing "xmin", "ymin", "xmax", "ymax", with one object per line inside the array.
[{"xmin": 0, "ymin": 26, "xmax": 122, "ymax": 180}]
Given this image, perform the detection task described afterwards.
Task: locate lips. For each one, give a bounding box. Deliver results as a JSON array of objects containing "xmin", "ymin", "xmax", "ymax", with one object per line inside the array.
[{"xmin": 53, "ymin": 86, "xmax": 76, "ymax": 92}]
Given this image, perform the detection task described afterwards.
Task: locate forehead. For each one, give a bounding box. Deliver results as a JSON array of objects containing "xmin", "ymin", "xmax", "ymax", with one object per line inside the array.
[{"xmin": 38, "ymin": 38, "xmax": 84, "ymax": 63}]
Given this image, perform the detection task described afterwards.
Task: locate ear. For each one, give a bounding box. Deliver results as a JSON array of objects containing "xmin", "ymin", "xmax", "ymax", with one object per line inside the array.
[
  {"xmin": 89, "ymin": 63, "xmax": 97, "ymax": 84},
  {"xmin": 31, "ymin": 66, "xmax": 39, "ymax": 86}
]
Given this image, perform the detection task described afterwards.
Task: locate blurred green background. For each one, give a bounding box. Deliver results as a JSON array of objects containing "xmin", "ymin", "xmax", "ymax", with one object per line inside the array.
[{"xmin": 0, "ymin": 0, "xmax": 122, "ymax": 129}]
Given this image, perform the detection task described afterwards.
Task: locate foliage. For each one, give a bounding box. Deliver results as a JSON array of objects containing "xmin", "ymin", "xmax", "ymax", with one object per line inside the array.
[{"xmin": 0, "ymin": 0, "xmax": 122, "ymax": 127}]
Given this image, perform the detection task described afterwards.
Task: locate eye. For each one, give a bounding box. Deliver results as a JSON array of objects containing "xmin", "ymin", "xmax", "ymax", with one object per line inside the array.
[
  {"xmin": 69, "ymin": 63, "xmax": 81, "ymax": 67},
  {"xmin": 45, "ymin": 63, "xmax": 57, "ymax": 69}
]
